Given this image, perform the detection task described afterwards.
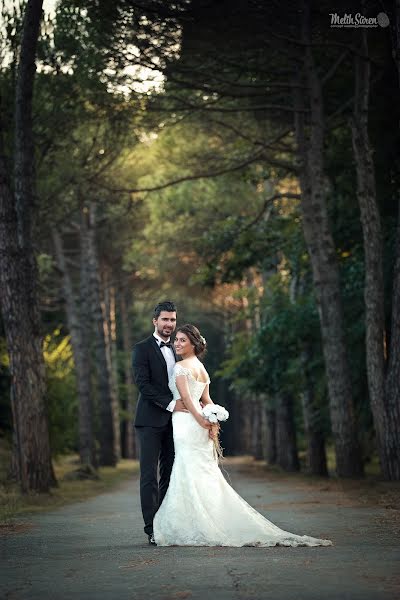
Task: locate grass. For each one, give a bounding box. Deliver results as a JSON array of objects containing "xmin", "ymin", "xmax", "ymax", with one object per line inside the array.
[{"xmin": 0, "ymin": 439, "xmax": 139, "ymax": 524}]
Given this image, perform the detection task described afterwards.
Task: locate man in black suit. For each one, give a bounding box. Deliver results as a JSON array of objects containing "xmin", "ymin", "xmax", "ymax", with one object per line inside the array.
[{"xmin": 132, "ymin": 300, "xmax": 187, "ymax": 545}]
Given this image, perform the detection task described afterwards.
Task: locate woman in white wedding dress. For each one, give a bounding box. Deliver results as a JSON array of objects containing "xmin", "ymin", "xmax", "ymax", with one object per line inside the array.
[{"xmin": 153, "ymin": 324, "xmax": 332, "ymax": 548}]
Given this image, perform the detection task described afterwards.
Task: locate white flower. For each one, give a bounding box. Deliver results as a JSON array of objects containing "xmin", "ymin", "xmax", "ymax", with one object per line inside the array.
[
  {"xmin": 201, "ymin": 335, "xmax": 207, "ymax": 345},
  {"xmin": 202, "ymin": 404, "xmax": 229, "ymax": 423},
  {"xmin": 216, "ymin": 408, "xmax": 229, "ymax": 421},
  {"xmin": 202, "ymin": 404, "xmax": 214, "ymax": 417}
]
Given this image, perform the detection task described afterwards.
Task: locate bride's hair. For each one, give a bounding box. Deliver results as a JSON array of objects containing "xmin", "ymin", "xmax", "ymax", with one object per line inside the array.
[{"xmin": 176, "ymin": 324, "xmax": 207, "ymax": 358}]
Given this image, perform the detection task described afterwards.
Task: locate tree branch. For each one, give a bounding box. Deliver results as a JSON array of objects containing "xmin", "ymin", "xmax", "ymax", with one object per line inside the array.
[
  {"xmin": 94, "ymin": 150, "xmax": 267, "ymax": 194},
  {"xmin": 244, "ymin": 192, "xmax": 301, "ymax": 231}
]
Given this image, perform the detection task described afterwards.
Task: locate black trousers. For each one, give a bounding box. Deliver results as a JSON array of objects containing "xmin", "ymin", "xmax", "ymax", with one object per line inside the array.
[{"xmin": 135, "ymin": 421, "xmax": 174, "ymax": 535}]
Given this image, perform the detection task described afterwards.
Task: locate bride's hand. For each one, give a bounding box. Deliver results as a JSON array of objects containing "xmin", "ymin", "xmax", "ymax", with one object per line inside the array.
[{"xmin": 197, "ymin": 416, "xmax": 211, "ymax": 430}]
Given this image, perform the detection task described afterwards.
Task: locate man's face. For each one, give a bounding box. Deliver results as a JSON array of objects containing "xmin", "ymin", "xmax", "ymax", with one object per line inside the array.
[{"xmin": 153, "ymin": 311, "xmax": 177, "ymax": 340}]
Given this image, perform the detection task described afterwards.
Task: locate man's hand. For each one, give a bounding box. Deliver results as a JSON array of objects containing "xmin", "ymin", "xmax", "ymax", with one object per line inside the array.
[{"xmin": 173, "ymin": 400, "xmax": 189, "ymax": 413}]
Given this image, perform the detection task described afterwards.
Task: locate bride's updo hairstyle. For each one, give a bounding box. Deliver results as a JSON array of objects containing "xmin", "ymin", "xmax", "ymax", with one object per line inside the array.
[{"xmin": 176, "ymin": 324, "xmax": 207, "ymax": 359}]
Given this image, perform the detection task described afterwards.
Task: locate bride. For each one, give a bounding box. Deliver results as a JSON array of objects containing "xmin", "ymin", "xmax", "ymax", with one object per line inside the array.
[{"xmin": 153, "ymin": 324, "xmax": 332, "ymax": 548}]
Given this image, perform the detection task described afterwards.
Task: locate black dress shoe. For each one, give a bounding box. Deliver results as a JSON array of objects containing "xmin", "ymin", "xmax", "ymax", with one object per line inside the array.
[{"xmin": 148, "ymin": 533, "xmax": 157, "ymax": 546}]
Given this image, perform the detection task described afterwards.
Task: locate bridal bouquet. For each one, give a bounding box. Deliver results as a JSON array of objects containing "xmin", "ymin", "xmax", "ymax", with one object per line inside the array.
[
  {"xmin": 202, "ymin": 404, "xmax": 229, "ymax": 423},
  {"xmin": 202, "ymin": 404, "xmax": 229, "ymax": 461}
]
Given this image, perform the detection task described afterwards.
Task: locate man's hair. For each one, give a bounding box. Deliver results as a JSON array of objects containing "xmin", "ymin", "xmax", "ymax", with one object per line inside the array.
[{"xmin": 153, "ymin": 300, "xmax": 177, "ymax": 319}]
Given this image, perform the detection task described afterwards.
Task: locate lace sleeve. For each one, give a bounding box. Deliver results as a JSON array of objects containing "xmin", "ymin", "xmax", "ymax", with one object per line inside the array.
[{"xmin": 174, "ymin": 364, "xmax": 192, "ymax": 378}]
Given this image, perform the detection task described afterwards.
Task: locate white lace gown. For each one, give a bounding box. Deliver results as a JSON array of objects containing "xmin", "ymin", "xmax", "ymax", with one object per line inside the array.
[{"xmin": 153, "ymin": 364, "xmax": 332, "ymax": 547}]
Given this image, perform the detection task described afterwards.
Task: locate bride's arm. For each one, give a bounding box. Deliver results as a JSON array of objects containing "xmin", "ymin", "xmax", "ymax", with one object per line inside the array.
[
  {"xmin": 200, "ymin": 384, "xmax": 222, "ymax": 440},
  {"xmin": 199, "ymin": 384, "xmax": 220, "ymax": 440},
  {"xmin": 175, "ymin": 375, "xmax": 211, "ymax": 430},
  {"xmin": 200, "ymin": 384, "xmax": 213, "ymax": 406}
]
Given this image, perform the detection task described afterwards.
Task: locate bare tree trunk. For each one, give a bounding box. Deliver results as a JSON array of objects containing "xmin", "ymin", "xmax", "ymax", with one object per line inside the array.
[
  {"xmin": 14, "ymin": 0, "xmax": 41, "ymax": 248},
  {"xmin": 240, "ymin": 274, "xmax": 265, "ymax": 459},
  {"xmin": 109, "ymin": 284, "xmax": 121, "ymax": 457},
  {"xmin": 10, "ymin": 391, "xmax": 20, "ymax": 481},
  {"xmin": 265, "ymin": 407, "xmax": 277, "ymax": 465},
  {"xmin": 52, "ymin": 227, "xmax": 95, "ymax": 467},
  {"xmin": 276, "ymin": 393, "xmax": 299, "ymax": 472},
  {"xmin": 102, "ymin": 267, "xmax": 121, "ymax": 460},
  {"xmin": 373, "ymin": 0, "xmax": 400, "ymax": 480},
  {"xmin": 350, "ymin": 28, "xmax": 400, "ymax": 479},
  {"xmin": 384, "ymin": 199, "xmax": 400, "ymax": 479},
  {"xmin": 250, "ymin": 395, "xmax": 264, "ymax": 460},
  {"xmin": 79, "ymin": 211, "xmax": 98, "ymax": 466},
  {"xmin": 396, "ymin": 0, "xmax": 400, "ymax": 84},
  {"xmin": 301, "ymin": 346, "xmax": 328, "ymax": 476},
  {"xmin": 216, "ymin": 376, "xmax": 237, "ymax": 455},
  {"xmin": 293, "ymin": 264, "xmax": 328, "ymax": 476},
  {"xmin": 240, "ymin": 392, "xmax": 253, "ymax": 454},
  {"xmin": 293, "ymin": 5, "xmax": 363, "ymax": 477},
  {"xmin": 259, "ymin": 393, "xmax": 268, "ymax": 461},
  {"xmin": 0, "ymin": 0, "xmax": 55, "ymax": 493},
  {"xmin": 119, "ymin": 288, "xmax": 136, "ymax": 458},
  {"xmin": 85, "ymin": 202, "xmax": 116, "ymax": 466}
]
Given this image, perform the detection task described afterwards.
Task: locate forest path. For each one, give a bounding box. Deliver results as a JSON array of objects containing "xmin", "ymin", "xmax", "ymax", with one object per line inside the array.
[{"xmin": 1, "ymin": 457, "xmax": 399, "ymax": 600}]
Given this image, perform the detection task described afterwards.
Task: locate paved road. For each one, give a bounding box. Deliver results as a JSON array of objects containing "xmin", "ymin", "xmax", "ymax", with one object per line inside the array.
[{"xmin": 1, "ymin": 458, "xmax": 399, "ymax": 600}]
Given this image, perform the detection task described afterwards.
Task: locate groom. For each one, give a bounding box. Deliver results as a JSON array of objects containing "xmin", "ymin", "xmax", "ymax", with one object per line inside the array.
[{"xmin": 132, "ymin": 300, "xmax": 186, "ymax": 545}]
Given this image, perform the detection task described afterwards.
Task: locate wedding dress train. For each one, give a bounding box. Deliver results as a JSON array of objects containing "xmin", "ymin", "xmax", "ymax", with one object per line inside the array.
[{"xmin": 153, "ymin": 364, "xmax": 332, "ymax": 548}]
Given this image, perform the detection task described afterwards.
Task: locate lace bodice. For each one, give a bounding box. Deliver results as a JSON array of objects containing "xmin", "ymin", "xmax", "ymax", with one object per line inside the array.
[{"xmin": 169, "ymin": 363, "xmax": 210, "ymax": 403}]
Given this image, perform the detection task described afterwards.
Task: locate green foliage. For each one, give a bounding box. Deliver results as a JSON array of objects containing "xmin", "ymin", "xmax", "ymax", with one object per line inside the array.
[
  {"xmin": 122, "ymin": 120, "xmax": 266, "ymax": 292},
  {"xmin": 43, "ymin": 330, "xmax": 78, "ymax": 456},
  {"xmin": 220, "ymin": 277, "xmax": 323, "ymax": 394},
  {"xmin": 1, "ymin": 0, "xmax": 397, "ymax": 471}
]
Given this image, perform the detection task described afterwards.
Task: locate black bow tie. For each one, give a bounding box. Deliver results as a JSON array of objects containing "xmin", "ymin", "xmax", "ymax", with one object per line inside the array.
[{"xmin": 160, "ymin": 341, "xmax": 172, "ymax": 348}]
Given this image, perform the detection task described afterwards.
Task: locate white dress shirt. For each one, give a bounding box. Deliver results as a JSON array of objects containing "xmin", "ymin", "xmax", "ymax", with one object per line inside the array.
[{"xmin": 153, "ymin": 332, "xmax": 176, "ymax": 412}]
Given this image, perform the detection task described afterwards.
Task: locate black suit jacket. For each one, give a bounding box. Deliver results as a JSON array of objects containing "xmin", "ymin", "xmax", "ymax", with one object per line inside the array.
[{"xmin": 132, "ymin": 335, "xmax": 177, "ymax": 427}]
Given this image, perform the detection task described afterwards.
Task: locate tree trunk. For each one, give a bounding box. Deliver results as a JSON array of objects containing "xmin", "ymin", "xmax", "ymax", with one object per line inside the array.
[
  {"xmin": 293, "ymin": 5, "xmax": 363, "ymax": 477},
  {"xmin": 371, "ymin": 0, "xmax": 400, "ymax": 480},
  {"xmin": 14, "ymin": 0, "xmax": 42, "ymax": 249},
  {"xmin": 102, "ymin": 268, "xmax": 121, "ymax": 460},
  {"xmin": 10, "ymin": 389, "xmax": 20, "ymax": 481},
  {"xmin": 80, "ymin": 210, "xmax": 98, "ymax": 466},
  {"xmin": 216, "ymin": 376, "xmax": 237, "ymax": 455},
  {"xmin": 0, "ymin": 0, "xmax": 55, "ymax": 493},
  {"xmin": 383, "ymin": 200, "xmax": 400, "ymax": 479},
  {"xmin": 276, "ymin": 393, "xmax": 299, "ymax": 472},
  {"xmin": 395, "ymin": 0, "xmax": 400, "ymax": 84},
  {"xmin": 241, "ymin": 392, "xmax": 253, "ymax": 454},
  {"xmin": 85, "ymin": 202, "xmax": 116, "ymax": 466},
  {"xmin": 250, "ymin": 395, "xmax": 264, "ymax": 460},
  {"xmin": 301, "ymin": 347, "xmax": 328, "ymax": 476},
  {"xmin": 293, "ymin": 263, "xmax": 328, "ymax": 476},
  {"xmin": 119, "ymin": 285, "xmax": 136, "ymax": 458},
  {"xmin": 259, "ymin": 393, "xmax": 268, "ymax": 461},
  {"xmin": 351, "ymin": 28, "xmax": 400, "ymax": 479},
  {"xmin": 265, "ymin": 408, "xmax": 277, "ymax": 465},
  {"xmin": 52, "ymin": 227, "xmax": 96, "ymax": 467}
]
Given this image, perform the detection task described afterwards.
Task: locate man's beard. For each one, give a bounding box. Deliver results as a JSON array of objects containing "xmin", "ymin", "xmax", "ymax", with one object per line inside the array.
[{"xmin": 157, "ymin": 326, "xmax": 172, "ymax": 339}]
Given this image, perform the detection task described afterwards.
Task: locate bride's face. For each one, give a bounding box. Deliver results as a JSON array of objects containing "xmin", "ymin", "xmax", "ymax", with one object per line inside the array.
[{"xmin": 174, "ymin": 332, "xmax": 195, "ymax": 358}]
